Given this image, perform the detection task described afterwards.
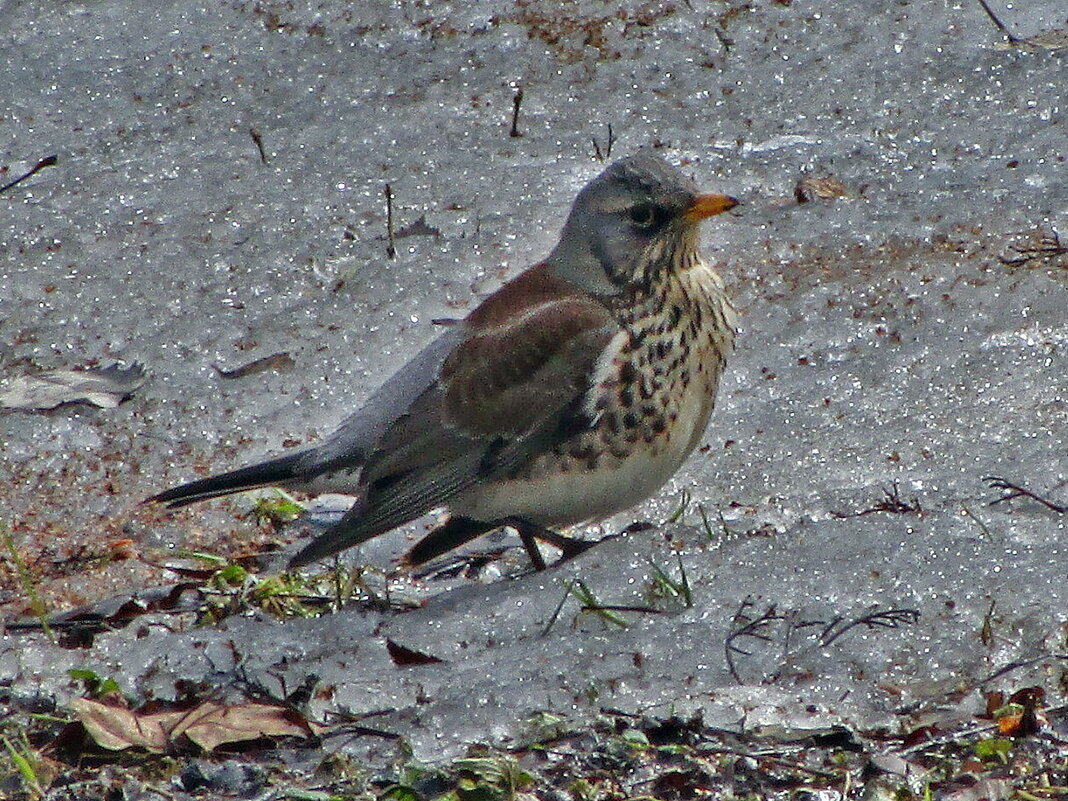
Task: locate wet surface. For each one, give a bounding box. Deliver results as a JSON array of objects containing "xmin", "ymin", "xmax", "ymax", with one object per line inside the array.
[{"xmin": 1, "ymin": 0, "xmax": 1066, "ymax": 768}]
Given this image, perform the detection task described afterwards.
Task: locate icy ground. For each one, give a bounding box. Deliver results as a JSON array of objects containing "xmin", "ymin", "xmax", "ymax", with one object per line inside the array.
[{"xmin": 1, "ymin": 0, "xmax": 1066, "ymax": 767}]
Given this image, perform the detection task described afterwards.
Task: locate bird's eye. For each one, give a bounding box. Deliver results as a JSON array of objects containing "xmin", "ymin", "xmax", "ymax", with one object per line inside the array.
[{"xmin": 628, "ymin": 202, "xmax": 659, "ymax": 229}]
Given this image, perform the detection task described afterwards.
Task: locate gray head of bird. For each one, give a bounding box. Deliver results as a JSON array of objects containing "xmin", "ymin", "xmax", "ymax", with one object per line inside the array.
[{"xmin": 546, "ymin": 153, "xmax": 738, "ymax": 296}]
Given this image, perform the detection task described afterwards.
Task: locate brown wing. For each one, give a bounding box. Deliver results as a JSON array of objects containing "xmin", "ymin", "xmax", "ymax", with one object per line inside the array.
[
  {"xmin": 356, "ymin": 294, "xmax": 616, "ymax": 519},
  {"xmin": 287, "ymin": 265, "xmax": 619, "ymax": 567}
]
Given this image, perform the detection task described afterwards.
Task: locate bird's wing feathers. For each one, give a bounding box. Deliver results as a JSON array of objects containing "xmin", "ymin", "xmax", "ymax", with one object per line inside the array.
[
  {"xmin": 441, "ymin": 298, "xmax": 615, "ymax": 439},
  {"xmin": 287, "ymin": 281, "xmax": 619, "ymax": 566},
  {"xmin": 296, "ymin": 324, "xmax": 466, "ymax": 476},
  {"xmin": 368, "ymin": 294, "xmax": 617, "ymax": 486}
]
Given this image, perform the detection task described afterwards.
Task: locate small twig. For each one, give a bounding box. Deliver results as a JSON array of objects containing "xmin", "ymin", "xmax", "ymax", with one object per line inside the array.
[
  {"xmin": 831, "ymin": 482, "xmax": 922, "ymax": 519},
  {"xmin": 725, "ymin": 600, "xmax": 920, "ymax": 683},
  {"xmin": 985, "ymin": 476, "xmax": 1067, "ymax": 513},
  {"xmin": 960, "ymin": 504, "xmax": 995, "ymax": 540},
  {"xmin": 591, "ymin": 123, "xmax": 616, "ymax": 161},
  {"xmin": 582, "ymin": 604, "xmax": 662, "ymax": 615},
  {"xmin": 724, "ymin": 598, "xmax": 784, "ymax": 683},
  {"xmin": 384, "ymin": 183, "xmax": 396, "ymax": 259},
  {"xmin": 1000, "ymin": 228, "xmax": 1067, "ymax": 268},
  {"xmin": 541, "ymin": 579, "xmax": 575, "ymax": 637},
  {"xmin": 693, "ymin": 745, "xmax": 840, "ymax": 780},
  {"xmin": 818, "ymin": 608, "xmax": 920, "ymax": 647},
  {"xmin": 975, "ymin": 0, "xmax": 1019, "ymax": 42},
  {"xmin": 318, "ymin": 706, "xmax": 404, "ymax": 741},
  {"xmin": 977, "ymin": 654, "xmax": 1068, "ymax": 688},
  {"xmin": 0, "ymin": 154, "xmax": 57, "ymax": 195},
  {"xmin": 899, "ymin": 718, "xmax": 1000, "ymax": 755},
  {"xmin": 510, "ymin": 87, "xmax": 524, "ymax": 138},
  {"xmin": 980, "ymin": 598, "xmax": 996, "ymax": 647},
  {"xmin": 248, "ymin": 127, "xmax": 268, "ymax": 164}
]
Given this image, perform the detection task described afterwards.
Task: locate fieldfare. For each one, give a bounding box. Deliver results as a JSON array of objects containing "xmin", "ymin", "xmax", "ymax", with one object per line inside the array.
[{"xmin": 151, "ymin": 154, "xmax": 739, "ymax": 571}]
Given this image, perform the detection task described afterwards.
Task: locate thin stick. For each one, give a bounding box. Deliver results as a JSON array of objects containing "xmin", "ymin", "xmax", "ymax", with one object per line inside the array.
[
  {"xmin": 975, "ymin": 0, "xmax": 1018, "ymax": 41},
  {"xmin": 541, "ymin": 579, "xmax": 575, "ymax": 637},
  {"xmin": 592, "ymin": 123, "xmax": 616, "ymax": 161},
  {"xmin": 961, "ymin": 505, "xmax": 995, "ymax": 540},
  {"xmin": 0, "ymin": 155, "xmax": 57, "ymax": 195},
  {"xmin": 249, "ymin": 128, "xmax": 268, "ymax": 164},
  {"xmin": 985, "ymin": 476, "xmax": 1067, "ymax": 513},
  {"xmin": 384, "ymin": 183, "xmax": 396, "ymax": 259},
  {"xmin": 510, "ymin": 87, "xmax": 524, "ymax": 138}
]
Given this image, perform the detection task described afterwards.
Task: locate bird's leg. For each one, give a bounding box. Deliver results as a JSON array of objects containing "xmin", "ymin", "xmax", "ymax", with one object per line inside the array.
[
  {"xmin": 499, "ymin": 517, "xmax": 599, "ymax": 569},
  {"xmin": 405, "ymin": 515, "xmax": 599, "ymax": 571},
  {"xmin": 509, "ymin": 519, "xmax": 547, "ymax": 571}
]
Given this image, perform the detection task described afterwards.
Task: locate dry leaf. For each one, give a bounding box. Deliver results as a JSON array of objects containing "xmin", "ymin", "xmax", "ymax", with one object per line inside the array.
[
  {"xmin": 795, "ymin": 175, "xmax": 848, "ymax": 203},
  {"xmin": 0, "ymin": 363, "xmax": 146, "ymax": 410},
  {"xmin": 171, "ymin": 700, "xmax": 316, "ymax": 751},
  {"xmin": 71, "ymin": 698, "xmax": 183, "ymax": 753},
  {"xmin": 72, "ymin": 697, "xmax": 320, "ymax": 754}
]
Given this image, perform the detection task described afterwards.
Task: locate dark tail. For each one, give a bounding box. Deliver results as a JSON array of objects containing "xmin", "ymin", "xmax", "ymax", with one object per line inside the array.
[{"xmin": 148, "ymin": 453, "xmax": 304, "ymax": 508}]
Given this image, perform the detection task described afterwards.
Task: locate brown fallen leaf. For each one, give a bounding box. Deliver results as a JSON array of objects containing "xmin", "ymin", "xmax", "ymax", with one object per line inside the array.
[
  {"xmin": 71, "ymin": 698, "xmax": 183, "ymax": 753},
  {"xmin": 71, "ymin": 697, "xmax": 321, "ymax": 754},
  {"xmin": 170, "ymin": 700, "xmax": 318, "ymax": 751}
]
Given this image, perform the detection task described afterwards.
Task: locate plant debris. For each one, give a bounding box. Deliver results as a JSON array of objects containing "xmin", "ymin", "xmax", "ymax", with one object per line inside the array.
[
  {"xmin": 0, "ymin": 154, "xmax": 56, "ymax": 194},
  {"xmin": 0, "ymin": 363, "xmax": 146, "ymax": 410},
  {"xmin": 71, "ymin": 696, "xmax": 320, "ymax": 754},
  {"xmin": 212, "ymin": 351, "xmax": 295, "ymax": 379}
]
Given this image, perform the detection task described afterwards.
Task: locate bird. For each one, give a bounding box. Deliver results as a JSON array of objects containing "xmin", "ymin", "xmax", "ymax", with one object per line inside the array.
[{"xmin": 149, "ymin": 153, "xmax": 739, "ymax": 572}]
